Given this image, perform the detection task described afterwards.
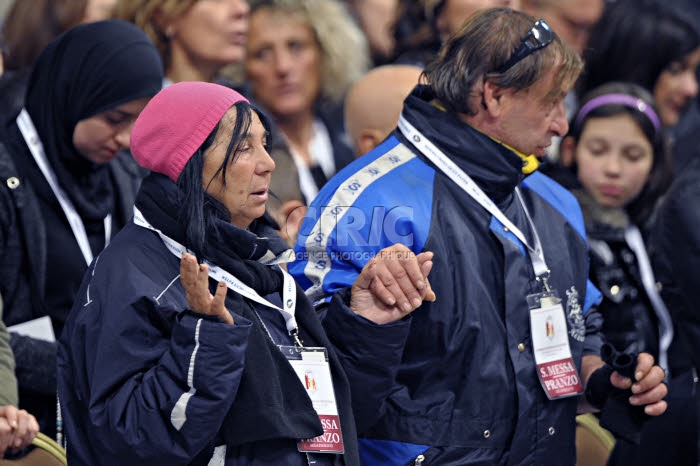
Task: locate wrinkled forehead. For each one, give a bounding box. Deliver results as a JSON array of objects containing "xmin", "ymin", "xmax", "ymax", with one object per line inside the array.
[
  {"xmin": 541, "ymin": 65, "xmax": 575, "ymax": 101},
  {"xmin": 205, "ymin": 107, "xmax": 240, "ymax": 153},
  {"xmin": 218, "ymin": 107, "xmax": 240, "ymax": 130},
  {"xmin": 541, "ymin": 37, "xmax": 582, "ymax": 91}
]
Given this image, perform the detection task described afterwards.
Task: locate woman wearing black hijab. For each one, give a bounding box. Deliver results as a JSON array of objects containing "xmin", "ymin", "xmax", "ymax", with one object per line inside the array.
[{"xmin": 0, "ymin": 19, "xmax": 163, "ymax": 440}]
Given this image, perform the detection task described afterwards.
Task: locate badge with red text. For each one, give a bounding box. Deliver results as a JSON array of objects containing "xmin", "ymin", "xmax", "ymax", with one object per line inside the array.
[
  {"xmin": 528, "ymin": 291, "xmax": 583, "ymax": 400},
  {"xmin": 280, "ymin": 346, "xmax": 344, "ymax": 454}
]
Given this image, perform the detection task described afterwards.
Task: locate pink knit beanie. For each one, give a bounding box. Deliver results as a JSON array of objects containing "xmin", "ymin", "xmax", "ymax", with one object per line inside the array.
[{"xmin": 131, "ymin": 81, "xmax": 249, "ymax": 182}]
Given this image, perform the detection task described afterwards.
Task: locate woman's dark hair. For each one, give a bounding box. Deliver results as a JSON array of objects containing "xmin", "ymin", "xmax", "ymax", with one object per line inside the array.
[
  {"xmin": 568, "ymin": 82, "xmax": 673, "ymax": 226},
  {"xmin": 390, "ymin": 0, "xmax": 442, "ymax": 66},
  {"xmin": 578, "ymin": 0, "xmax": 700, "ymax": 98},
  {"xmin": 176, "ymin": 101, "xmax": 272, "ymax": 258},
  {"xmin": 1, "ymin": 0, "xmax": 88, "ymax": 71}
]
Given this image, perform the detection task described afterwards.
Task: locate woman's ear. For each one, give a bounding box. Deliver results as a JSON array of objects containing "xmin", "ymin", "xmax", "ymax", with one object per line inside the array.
[
  {"xmin": 559, "ymin": 136, "xmax": 576, "ymax": 166},
  {"xmin": 153, "ymin": 8, "xmax": 175, "ymax": 38}
]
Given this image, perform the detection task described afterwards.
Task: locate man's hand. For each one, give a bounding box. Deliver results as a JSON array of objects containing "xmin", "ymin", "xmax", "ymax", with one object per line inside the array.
[
  {"xmin": 180, "ymin": 252, "xmax": 233, "ymax": 325},
  {"xmin": 0, "ymin": 405, "xmax": 39, "ymax": 457},
  {"xmin": 350, "ymin": 244, "xmax": 436, "ymax": 324},
  {"xmin": 611, "ymin": 352, "xmax": 667, "ymax": 416}
]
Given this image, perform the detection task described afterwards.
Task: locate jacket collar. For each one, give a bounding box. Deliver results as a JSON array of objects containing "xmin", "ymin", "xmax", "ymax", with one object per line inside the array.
[{"xmin": 400, "ymin": 85, "xmax": 527, "ymax": 202}]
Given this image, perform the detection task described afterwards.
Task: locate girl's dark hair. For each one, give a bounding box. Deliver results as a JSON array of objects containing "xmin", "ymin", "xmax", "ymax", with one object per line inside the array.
[
  {"xmin": 569, "ymin": 82, "xmax": 673, "ymax": 226},
  {"xmin": 578, "ymin": 0, "xmax": 700, "ymax": 98},
  {"xmin": 176, "ymin": 101, "xmax": 271, "ymax": 258}
]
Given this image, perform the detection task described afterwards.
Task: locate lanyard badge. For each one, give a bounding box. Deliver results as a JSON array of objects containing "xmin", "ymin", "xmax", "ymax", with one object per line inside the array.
[
  {"xmin": 528, "ymin": 288, "xmax": 583, "ymax": 399},
  {"xmin": 398, "ymin": 114, "xmax": 583, "ymax": 399},
  {"xmin": 279, "ymin": 346, "xmax": 345, "ymax": 454}
]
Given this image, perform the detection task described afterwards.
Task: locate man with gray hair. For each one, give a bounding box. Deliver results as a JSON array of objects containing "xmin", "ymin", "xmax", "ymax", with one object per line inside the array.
[{"xmin": 291, "ymin": 7, "xmax": 667, "ymax": 465}]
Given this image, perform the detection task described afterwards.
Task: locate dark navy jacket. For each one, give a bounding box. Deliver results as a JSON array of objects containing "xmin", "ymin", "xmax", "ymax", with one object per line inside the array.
[
  {"xmin": 0, "ymin": 137, "xmax": 141, "ymax": 437},
  {"xmin": 291, "ymin": 86, "xmax": 603, "ymax": 466},
  {"xmin": 57, "ymin": 174, "xmax": 360, "ymax": 466}
]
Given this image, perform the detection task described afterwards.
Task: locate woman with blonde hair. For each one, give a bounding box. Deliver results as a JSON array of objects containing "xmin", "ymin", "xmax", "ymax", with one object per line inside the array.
[
  {"xmin": 114, "ymin": 0, "xmax": 308, "ymax": 227},
  {"xmin": 112, "ymin": 0, "xmax": 249, "ymax": 85},
  {"xmin": 245, "ymin": 0, "xmax": 370, "ymax": 203}
]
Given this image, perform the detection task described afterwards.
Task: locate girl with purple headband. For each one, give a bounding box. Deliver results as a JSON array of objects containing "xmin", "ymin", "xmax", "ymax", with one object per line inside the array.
[{"xmin": 555, "ymin": 82, "xmax": 696, "ymax": 466}]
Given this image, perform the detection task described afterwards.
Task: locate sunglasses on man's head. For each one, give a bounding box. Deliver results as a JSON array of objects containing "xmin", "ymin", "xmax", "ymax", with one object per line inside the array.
[{"xmin": 496, "ymin": 19, "xmax": 554, "ymax": 74}]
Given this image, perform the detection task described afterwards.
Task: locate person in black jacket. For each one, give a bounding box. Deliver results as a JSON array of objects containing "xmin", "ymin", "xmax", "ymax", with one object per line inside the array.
[
  {"xmin": 650, "ymin": 129, "xmax": 700, "ymax": 466},
  {"xmin": 57, "ymin": 81, "xmax": 436, "ymax": 465},
  {"xmin": 0, "ymin": 20, "xmax": 163, "ymax": 440},
  {"xmin": 555, "ymin": 82, "xmax": 673, "ymax": 363},
  {"xmin": 552, "ymin": 81, "xmax": 697, "ymax": 465}
]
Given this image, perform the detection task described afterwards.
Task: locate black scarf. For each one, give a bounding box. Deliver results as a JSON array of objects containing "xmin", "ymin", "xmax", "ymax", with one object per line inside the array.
[
  {"xmin": 136, "ymin": 173, "xmax": 290, "ymax": 295},
  {"xmin": 22, "ymin": 20, "xmax": 163, "ymax": 222}
]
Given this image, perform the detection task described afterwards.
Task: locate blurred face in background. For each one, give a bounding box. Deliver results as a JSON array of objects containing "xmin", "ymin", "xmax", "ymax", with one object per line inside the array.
[
  {"xmin": 436, "ymin": 0, "xmax": 520, "ymax": 43},
  {"xmin": 350, "ymin": 0, "xmax": 398, "ymax": 62},
  {"xmin": 522, "ymin": 0, "xmax": 603, "ymax": 55},
  {"xmin": 167, "ymin": 0, "xmax": 250, "ymax": 76},
  {"xmin": 82, "ymin": 0, "xmax": 118, "ymax": 23},
  {"xmin": 245, "ymin": 8, "xmax": 322, "ymax": 120},
  {"xmin": 653, "ymin": 47, "xmax": 700, "ymax": 127}
]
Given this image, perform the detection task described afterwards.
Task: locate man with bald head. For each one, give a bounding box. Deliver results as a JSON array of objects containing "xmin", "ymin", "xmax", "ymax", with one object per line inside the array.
[{"xmin": 344, "ymin": 64, "xmax": 423, "ymax": 157}]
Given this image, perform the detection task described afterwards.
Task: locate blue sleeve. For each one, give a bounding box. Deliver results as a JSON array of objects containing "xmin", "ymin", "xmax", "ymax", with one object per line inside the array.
[
  {"xmin": 290, "ymin": 138, "xmax": 435, "ymax": 306},
  {"xmin": 582, "ymin": 304, "xmax": 604, "ymax": 356},
  {"xmin": 522, "ymin": 171, "xmax": 602, "ymax": 314}
]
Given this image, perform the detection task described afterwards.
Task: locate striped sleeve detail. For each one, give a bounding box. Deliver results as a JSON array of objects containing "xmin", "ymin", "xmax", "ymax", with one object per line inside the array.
[
  {"xmin": 170, "ymin": 318, "xmax": 202, "ymax": 430},
  {"xmin": 300, "ymin": 144, "xmax": 417, "ymax": 304}
]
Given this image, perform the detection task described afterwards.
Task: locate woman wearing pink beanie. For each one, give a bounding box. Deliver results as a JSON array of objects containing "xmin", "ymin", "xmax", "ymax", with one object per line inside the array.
[{"xmin": 56, "ymin": 81, "xmax": 435, "ymax": 465}]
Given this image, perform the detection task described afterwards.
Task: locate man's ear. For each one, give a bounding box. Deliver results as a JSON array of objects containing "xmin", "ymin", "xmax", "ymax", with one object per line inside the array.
[
  {"xmin": 559, "ymin": 136, "xmax": 576, "ymax": 166},
  {"xmin": 482, "ymin": 79, "xmax": 508, "ymax": 117}
]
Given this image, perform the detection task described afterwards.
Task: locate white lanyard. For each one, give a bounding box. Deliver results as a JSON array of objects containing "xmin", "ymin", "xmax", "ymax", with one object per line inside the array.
[
  {"xmin": 17, "ymin": 109, "xmax": 111, "ymax": 266},
  {"xmin": 398, "ymin": 114, "xmax": 549, "ymax": 278},
  {"xmin": 624, "ymin": 225, "xmax": 673, "ymax": 373},
  {"xmin": 132, "ymin": 207, "xmax": 300, "ymax": 338}
]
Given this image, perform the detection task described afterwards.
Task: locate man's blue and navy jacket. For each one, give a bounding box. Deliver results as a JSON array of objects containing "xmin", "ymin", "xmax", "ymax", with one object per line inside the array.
[{"xmin": 290, "ymin": 86, "xmax": 603, "ymax": 466}]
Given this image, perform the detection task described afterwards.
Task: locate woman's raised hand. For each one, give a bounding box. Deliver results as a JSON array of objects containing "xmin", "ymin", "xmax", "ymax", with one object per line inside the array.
[{"xmin": 180, "ymin": 253, "xmax": 234, "ymax": 325}]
